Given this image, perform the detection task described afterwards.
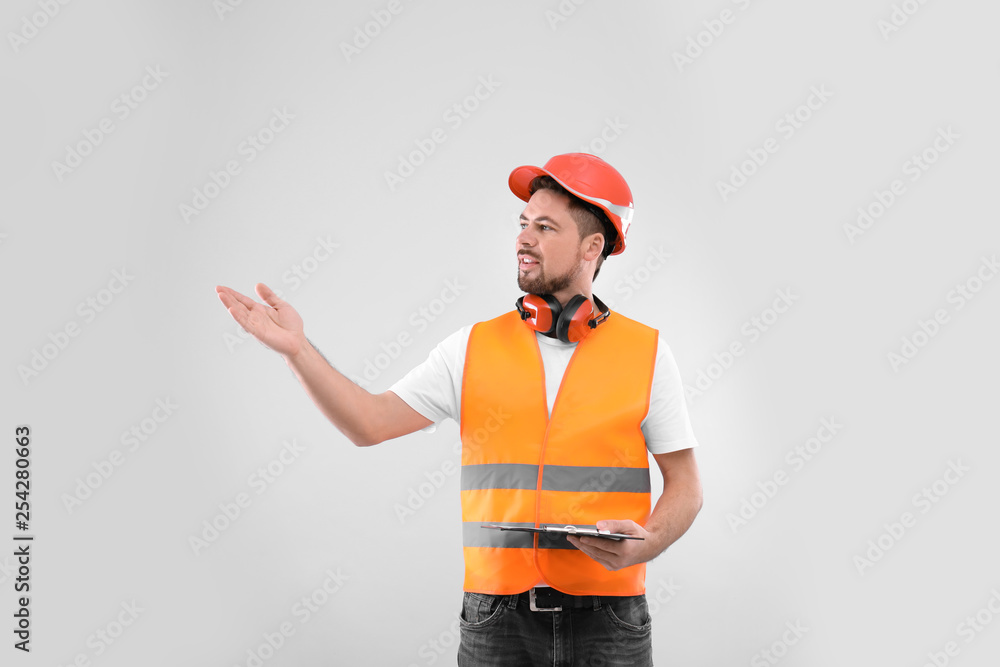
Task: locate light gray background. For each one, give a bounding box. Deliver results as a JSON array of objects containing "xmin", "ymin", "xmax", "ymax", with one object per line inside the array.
[{"xmin": 3, "ymin": 1, "xmax": 999, "ymax": 665}]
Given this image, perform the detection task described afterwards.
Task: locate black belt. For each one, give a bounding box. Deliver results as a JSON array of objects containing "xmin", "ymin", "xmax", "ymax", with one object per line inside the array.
[{"xmin": 521, "ymin": 587, "xmax": 603, "ymax": 612}]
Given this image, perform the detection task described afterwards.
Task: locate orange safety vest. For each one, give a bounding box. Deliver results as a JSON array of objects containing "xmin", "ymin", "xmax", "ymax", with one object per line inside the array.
[{"xmin": 460, "ymin": 308, "xmax": 658, "ymax": 596}]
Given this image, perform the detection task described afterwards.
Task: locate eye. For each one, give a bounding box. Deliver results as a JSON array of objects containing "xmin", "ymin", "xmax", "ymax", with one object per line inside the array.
[{"xmin": 539, "ymin": 225, "xmax": 551, "ymax": 231}]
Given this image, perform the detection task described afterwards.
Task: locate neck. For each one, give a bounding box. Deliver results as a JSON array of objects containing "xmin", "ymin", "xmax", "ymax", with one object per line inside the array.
[{"xmin": 551, "ymin": 288, "xmax": 595, "ymax": 312}]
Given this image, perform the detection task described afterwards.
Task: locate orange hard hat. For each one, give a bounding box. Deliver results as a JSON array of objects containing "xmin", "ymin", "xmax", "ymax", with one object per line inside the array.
[{"xmin": 508, "ymin": 153, "xmax": 634, "ymax": 256}]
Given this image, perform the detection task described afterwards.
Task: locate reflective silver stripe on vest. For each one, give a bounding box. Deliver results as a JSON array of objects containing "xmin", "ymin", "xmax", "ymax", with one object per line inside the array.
[
  {"xmin": 461, "ymin": 463, "xmax": 538, "ymax": 491},
  {"xmin": 461, "ymin": 463, "xmax": 649, "ymax": 493},
  {"xmin": 463, "ymin": 523, "xmax": 599, "ymax": 550},
  {"xmin": 541, "ymin": 465, "xmax": 650, "ymax": 494}
]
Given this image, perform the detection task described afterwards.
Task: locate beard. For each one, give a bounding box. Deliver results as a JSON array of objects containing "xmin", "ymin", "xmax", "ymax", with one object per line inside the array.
[{"xmin": 517, "ymin": 251, "xmax": 585, "ymax": 296}]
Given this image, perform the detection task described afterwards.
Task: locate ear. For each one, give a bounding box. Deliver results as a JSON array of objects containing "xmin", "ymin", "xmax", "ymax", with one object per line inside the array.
[{"xmin": 581, "ymin": 232, "xmax": 605, "ymax": 262}]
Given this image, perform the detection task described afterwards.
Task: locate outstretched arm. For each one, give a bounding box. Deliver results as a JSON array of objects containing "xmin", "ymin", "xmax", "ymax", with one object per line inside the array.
[
  {"xmin": 215, "ymin": 283, "xmax": 432, "ymax": 446},
  {"xmin": 567, "ymin": 447, "xmax": 703, "ymax": 570}
]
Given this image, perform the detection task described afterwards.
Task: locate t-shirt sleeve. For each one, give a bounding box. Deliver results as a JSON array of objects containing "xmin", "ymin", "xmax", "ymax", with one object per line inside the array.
[
  {"xmin": 387, "ymin": 325, "xmax": 471, "ymax": 433},
  {"xmin": 641, "ymin": 336, "xmax": 700, "ymax": 455}
]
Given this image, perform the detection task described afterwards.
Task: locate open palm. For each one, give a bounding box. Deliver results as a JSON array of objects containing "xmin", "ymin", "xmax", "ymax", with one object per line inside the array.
[{"xmin": 215, "ymin": 283, "xmax": 305, "ymax": 357}]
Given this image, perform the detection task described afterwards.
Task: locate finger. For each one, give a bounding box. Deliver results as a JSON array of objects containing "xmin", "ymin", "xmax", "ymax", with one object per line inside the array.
[
  {"xmin": 568, "ymin": 535, "xmax": 618, "ymax": 558},
  {"xmin": 216, "ymin": 285, "xmax": 247, "ymax": 302},
  {"xmin": 580, "ymin": 536, "xmax": 623, "ymax": 557},
  {"xmin": 255, "ymin": 283, "xmax": 285, "ymax": 308},
  {"xmin": 216, "ymin": 291, "xmax": 248, "ymax": 324},
  {"xmin": 218, "ymin": 285, "xmax": 260, "ymax": 312},
  {"xmin": 217, "ymin": 289, "xmax": 268, "ymax": 335},
  {"xmin": 216, "ymin": 289, "xmax": 234, "ymax": 308},
  {"xmin": 567, "ymin": 535, "xmax": 596, "ymax": 558},
  {"xmin": 596, "ymin": 519, "xmax": 637, "ymax": 535},
  {"xmin": 568, "ymin": 537, "xmax": 618, "ymax": 571}
]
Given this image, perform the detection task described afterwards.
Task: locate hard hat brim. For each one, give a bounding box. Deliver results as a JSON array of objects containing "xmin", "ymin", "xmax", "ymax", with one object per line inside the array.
[{"xmin": 508, "ymin": 164, "xmax": 548, "ymax": 203}]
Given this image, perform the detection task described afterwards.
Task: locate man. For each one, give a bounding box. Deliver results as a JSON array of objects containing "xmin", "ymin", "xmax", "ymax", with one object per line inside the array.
[{"xmin": 216, "ymin": 153, "xmax": 702, "ymax": 666}]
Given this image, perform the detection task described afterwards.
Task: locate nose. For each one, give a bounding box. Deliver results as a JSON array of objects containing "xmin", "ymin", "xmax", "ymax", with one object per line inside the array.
[{"xmin": 516, "ymin": 224, "xmax": 535, "ymax": 248}]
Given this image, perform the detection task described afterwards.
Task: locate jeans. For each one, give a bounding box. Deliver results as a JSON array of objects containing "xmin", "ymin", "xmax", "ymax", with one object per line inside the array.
[{"xmin": 457, "ymin": 591, "xmax": 653, "ymax": 666}]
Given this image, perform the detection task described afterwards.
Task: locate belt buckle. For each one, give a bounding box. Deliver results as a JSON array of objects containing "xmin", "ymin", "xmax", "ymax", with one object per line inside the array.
[{"xmin": 529, "ymin": 587, "xmax": 562, "ymax": 612}]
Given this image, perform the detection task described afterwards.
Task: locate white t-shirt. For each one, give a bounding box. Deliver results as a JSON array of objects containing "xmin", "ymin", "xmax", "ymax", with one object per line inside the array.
[{"xmin": 388, "ymin": 324, "xmax": 699, "ymax": 456}]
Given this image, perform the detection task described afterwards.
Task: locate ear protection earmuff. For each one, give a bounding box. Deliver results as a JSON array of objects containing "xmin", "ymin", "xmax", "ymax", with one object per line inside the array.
[{"xmin": 515, "ymin": 293, "xmax": 611, "ymax": 343}]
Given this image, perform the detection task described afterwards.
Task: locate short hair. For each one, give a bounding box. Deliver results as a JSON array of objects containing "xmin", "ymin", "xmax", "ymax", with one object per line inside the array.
[{"xmin": 528, "ymin": 175, "xmax": 618, "ymax": 281}]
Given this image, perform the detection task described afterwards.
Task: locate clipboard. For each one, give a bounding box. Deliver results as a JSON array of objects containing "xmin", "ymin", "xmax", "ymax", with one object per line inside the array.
[{"xmin": 481, "ymin": 523, "xmax": 644, "ymax": 541}]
